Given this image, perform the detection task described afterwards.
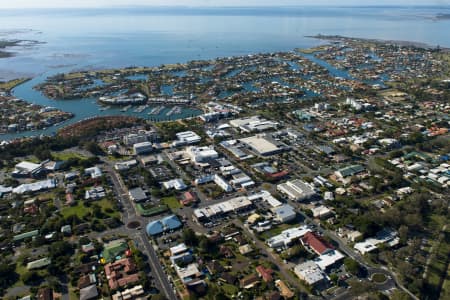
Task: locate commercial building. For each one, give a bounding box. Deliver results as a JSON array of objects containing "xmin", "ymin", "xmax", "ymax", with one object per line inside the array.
[
  {"xmin": 85, "ymin": 166, "xmax": 102, "ymax": 179},
  {"xmin": 272, "ymin": 204, "xmax": 297, "ymax": 223},
  {"xmin": 229, "ymin": 116, "xmax": 279, "ymax": 133},
  {"xmin": 220, "ymin": 140, "xmax": 254, "ymax": 161},
  {"xmin": 193, "ymin": 196, "xmax": 253, "ymax": 223},
  {"xmin": 354, "ymin": 228, "xmax": 399, "ymax": 255},
  {"xmin": 170, "ymin": 243, "xmax": 189, "ymax": 256},
  {"xmin": 145, "ymin": 215, "xmax": 183, "ymax": 236},
  {"xmin": 294, "ymin": 261, "xmax": 327, "ymax": 287},
  {"xmin": 162, "ymin": 178, "xmax": 187, "ymax": 190},
  {"xmin": 277, "ymin": 179, "xmax": 317, "ymax": 201},
  {"xmin": 128, "ymin": 187, "xmax": 148, "ymax": 203},
  {"xmin": 13, "ymin": 179, "xmax": 57, "ymax": 194},
  {"xmin": 175, "ymin": 263, "xmax": 202, "ymax": 284},
  {"xmin": 13, "ymin": 161, "xmax": 44, "ymax": 178},
  {"xmin": 239, "ymin": 134, "xmax": 290, "ymax": 157},
  {"xmin": 214, "ymin": 174, "xmax": 233, "ymax": 192},
  {"xmin": 247, "ymin": 190, "xmax": 283, "ymax": 208},
  {"xmin": 133, "ymin": 141, "xmax": 153, "ymax": 155},
  {"xmin": 123, "ymin": 130, "xmax": 158, "ymax": 146},
  {"xmin": 311, "ymin": 205, "xmax": 334, "ymax": 219},
  {"xmin": 114, "ymin": 159, "xmax": 138, "ymax": 171},
  {"xmin": 266, "ymin": 226, "xmax": 311, "ymax": 249},
  {"xmin": 229, "ymin": 172, "xmax": 255, "ymax": 189},
  {"xmin": 314, "ymin": 250, "xmax": 345, "ymax": 271},
  {"xmin": 335, "ymin": 164, "xmax": 365, "ymax": 180},
  {"xmin": 85, "ymin": 186, "xmax": 106, "ymax": 200},
  {"xmin": 173, "ymin": 131, "xmax": 201, "ymax": 146},
  {"xmin": 186, "ymin": 146, "xmax": 219, "ymax": 163}
]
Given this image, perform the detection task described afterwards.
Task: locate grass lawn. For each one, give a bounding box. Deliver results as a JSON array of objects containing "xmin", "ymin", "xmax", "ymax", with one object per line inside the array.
[
  {"xmin": 61, "ymin": 201, "xmax": 90, "ymax": 219},
  {"xmin": 162, "ymin": 196, "xmax": 182, "ymax": 210},
  {"xmin": 259, "ymin": 223, "xmax": 297, "ymax": 240},
  {"xmin": 69, "ymin": 284, "xmax": 78, "ymax": 300},
  {"xmin": 97, "ymin": 198, "xmax": 120, "ymax": 218},
  {"xmin": 52, "ymin": 151, "xmax": 86, "ymax": 161},
  {"xmin": 424, "ymin": 228, "xmax": 449, "ymax": 299},
  {"xmin": 371, "ymin": 273, "xmax": 387, "ymax": 283},
  {"xmin": 221, "ymin": 283, "xmax": 238, "ymax": 296},
  {"xmin": 61, "ymin": 198, "xmax": 119, "ymax": 219},
  {"xmin": 12, "ymin": 263, "xmax": 28, "ymax": 288}
]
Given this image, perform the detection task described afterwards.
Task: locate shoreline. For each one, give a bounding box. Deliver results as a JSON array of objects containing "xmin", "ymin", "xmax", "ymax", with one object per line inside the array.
[
  {"xmin": 307, "ymin": 34, "xmax": 450, "ymax": 51},
  {"xmin": 0, "ymin": 39, "xmax": 44, "ymax": 60},
  {"xmin": 3, "ymin": 34, "xmax": 448, "ymax": 141}
]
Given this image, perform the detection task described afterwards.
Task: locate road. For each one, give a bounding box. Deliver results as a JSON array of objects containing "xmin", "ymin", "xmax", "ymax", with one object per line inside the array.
[
  {"xmin": 102, "ymin": 159, "xmax": 178, "ymax": 300},
  {"xmin": 233, "ymin": 219, "xmax": 311, "ymax": 294},
  {"xmin": 281, "ymin": 197, "xmax": 418, "ymax": 300},
  {"xmin": 104, "ymin": 148, "xmax": 416, "ymax": 300}
]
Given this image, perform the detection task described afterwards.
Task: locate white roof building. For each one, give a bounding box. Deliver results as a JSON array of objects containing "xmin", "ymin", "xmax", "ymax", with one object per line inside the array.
[
  {"xmin": 294, "ymin": 261, "xmax": 326, "ymax": 286},
  {"xmin": 170, "ymin": 243, "xmax": 189, "ymax": 256},
  {"xmin": 354, "ymin": 228, "xmax": 399, "ymax": 254},
  {"xmin": 173, "ymin": 131, "xmax": 201, "ymax": 146},
  {"xmin": 272, "ymin": 204, "xmax": 297, "ymax": 223},
  {"xmin": 277, "ymin": 179, "xmax": 316, "ymax": 201},
  {"xmin": 133, "ymin": 142, "xmax": 153, "ymax": 155},
  {"xmin": 214, "ymin": 174, "xmax": 233, "ymax": 192},
  {"xmin": 239, "ymin": 134, "xmax": 289, "ymax": 157},
  {"xmin": 175, "ymin": 263, "xmax": 200, "ymax": 283},
  {"xmin": 85, "ymin": 166, "xmax": 102, "ymax": 179},
  {"xmin": 229, "ymin": 116, "xmax": 278, "ymax": 133},
  {"xmin": 162, "ymin": 179, "xmax": 187, "ymax": 191},
  {"xmin": 15, "ymin": 161, "xmax": 41, "ymax": 173},
  {"xmin": 13, "ymin": 179, "xmax": 57, "ymax": 194},
  {"xmin": 311, "ymin": 205, "xmax": 334, "ymax": 219},
  {"xmin": 314, "ymin": 250, "xmax": 345, "ymax": 271},
  {"xmin": 186, "ymin": 146, "xmax": 219, "ymax": 163},
  {"xmin": 266, "ymin": 226, "xmax": 311, "ymax": 249},
  {"xmin": 247, "ymin": 190, "xmax": 283, "ymax": 208},
  {"xmin": 193, "ymin": 196, "xmax": 253, "ymax": 222}
]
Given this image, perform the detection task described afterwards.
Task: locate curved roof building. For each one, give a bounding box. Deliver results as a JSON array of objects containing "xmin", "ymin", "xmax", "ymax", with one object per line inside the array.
[
  {"xmin": 146, "ymin": 221, "xmax": 164, "ymax": 236},
  {"xmin": 146, "ymin": 215, "xmax": 182, "ymax": 236}
]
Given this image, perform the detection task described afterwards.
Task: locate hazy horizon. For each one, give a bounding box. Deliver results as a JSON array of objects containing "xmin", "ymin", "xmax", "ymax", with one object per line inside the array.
[{"xmin": 1, "ymin": 0, "xmax": 450, "ymax": 9}]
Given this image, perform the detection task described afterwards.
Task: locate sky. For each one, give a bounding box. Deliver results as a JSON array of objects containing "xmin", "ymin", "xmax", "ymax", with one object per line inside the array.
[{"xmin": 1, "ymin": 0, "xmax": 449, "ymax": 9}]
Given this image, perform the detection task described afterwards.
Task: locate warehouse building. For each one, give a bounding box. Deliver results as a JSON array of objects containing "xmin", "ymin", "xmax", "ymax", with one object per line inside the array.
[
  {"xmin": 239, "ymin": 134, "xmax": 290, "ymax": 157},
  {"xmin": 277, "ymin": 179, "xmax": 317, "ymax": 201}
]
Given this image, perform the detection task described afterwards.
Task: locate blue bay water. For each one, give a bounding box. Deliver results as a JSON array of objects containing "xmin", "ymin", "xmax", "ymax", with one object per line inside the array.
[{"xmin": 0, "ymin": 6, "xmax": 449, "ymax": 140}]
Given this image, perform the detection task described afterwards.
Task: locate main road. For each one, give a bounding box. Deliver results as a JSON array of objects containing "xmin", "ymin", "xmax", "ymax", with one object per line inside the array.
[
  {"xmin": 102, "ymin": 159, "xmax": 178, "ymax": 300},
  {"xmin": 282, "ymin": 197, "xmax": 418, "ymax": 300}
]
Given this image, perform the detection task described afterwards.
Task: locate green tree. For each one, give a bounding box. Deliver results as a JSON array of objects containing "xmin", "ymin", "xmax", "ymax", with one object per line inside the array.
[
  {"xmin": 84, "ymin": 141, "xmax": 105, "ymax": 156},
  {"xmin": 0, "ymin": 262, "xmax": 19, "ymax": 292},
  {"xmin": 182, "ymin": 228, "xmax": 199, "ymax": 247},
  {"xmin": 344, "ymin": 258, "xmax": 360, "ymax": 275},
  {"xmin": 22, "ymin": 271, "xmax": 43, "ymax": 285}
]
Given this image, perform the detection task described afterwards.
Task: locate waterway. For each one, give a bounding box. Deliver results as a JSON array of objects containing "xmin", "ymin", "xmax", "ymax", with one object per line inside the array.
[{"xmin": 1, "ymin": 6, "xmax": 449, "ymax": 140}]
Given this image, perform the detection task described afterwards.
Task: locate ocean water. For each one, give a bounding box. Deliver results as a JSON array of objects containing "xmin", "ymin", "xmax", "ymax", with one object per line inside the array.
[{"xmin": 0, "ymin": 6, "xmax": 449, "ymax": 139}]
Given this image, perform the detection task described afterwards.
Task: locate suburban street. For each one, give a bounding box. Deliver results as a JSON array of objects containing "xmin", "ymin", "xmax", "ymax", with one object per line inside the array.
[{"xmin": 102, "ymin": 159, "xmax": 178, "ymax": 300}]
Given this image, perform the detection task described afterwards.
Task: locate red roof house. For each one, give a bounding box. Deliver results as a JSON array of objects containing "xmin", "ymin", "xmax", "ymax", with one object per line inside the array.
[
  {"xmin": 256, "ymin": 265, "xmax": 274, "ymax": 282},
  {"xmin": 301, "ymin": 232, "xmax": 334, "ymax": 255}
]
